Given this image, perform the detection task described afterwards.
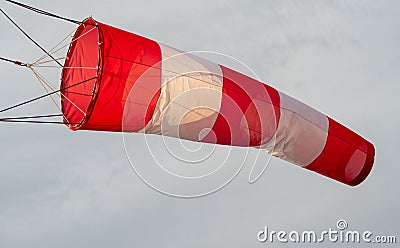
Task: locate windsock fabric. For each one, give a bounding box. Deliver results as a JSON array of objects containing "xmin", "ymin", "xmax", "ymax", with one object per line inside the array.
[{"xmin": 61, "ymin": 17, "xmax": 375, "ymax": 186}]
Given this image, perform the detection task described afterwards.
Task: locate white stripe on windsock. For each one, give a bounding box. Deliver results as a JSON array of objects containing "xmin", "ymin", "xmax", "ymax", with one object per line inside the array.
[
  {"xmin": 261, "ymin": 92, "xmax": 329, "ymax": 167},
  {"xmin": 145, "ymin": 44, "xmax": 223, "ymax": 141}
]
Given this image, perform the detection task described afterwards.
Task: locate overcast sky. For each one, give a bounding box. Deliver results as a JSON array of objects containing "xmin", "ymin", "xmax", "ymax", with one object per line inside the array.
[{"xmin": 0, "ymin": 0, "xmax": 399, "ymax": 247}]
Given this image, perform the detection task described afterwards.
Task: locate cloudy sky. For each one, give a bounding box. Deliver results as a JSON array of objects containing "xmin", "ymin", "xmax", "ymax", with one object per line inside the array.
[{"xmin": 0, "ymin": 0, "xmax": 399, "ymax": 247}]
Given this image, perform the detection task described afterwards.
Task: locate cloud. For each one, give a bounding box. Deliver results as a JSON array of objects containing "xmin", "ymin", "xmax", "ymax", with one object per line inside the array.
[{"xmin": 0, "ymin": 0, "xmax": 398, "ymax": 247}]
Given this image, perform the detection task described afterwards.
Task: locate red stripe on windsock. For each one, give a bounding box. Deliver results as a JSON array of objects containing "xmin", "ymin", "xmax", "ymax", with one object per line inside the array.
[
  {"xmin": 202, "ymin": 65, "xmax": 280, "ymax": 146},
  {"xmin": 305, "ymin": 118, "xmax": 375, "ymax": 186},
  {"xmin": 62, "ymin": 19, "xmax": 163, "ymax": 132}
]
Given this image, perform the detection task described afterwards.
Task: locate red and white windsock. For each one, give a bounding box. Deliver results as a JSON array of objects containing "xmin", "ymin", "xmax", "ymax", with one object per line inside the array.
[{"xmin": 61, "ymin": 18, "xmax": 375, "ymax": 186}]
